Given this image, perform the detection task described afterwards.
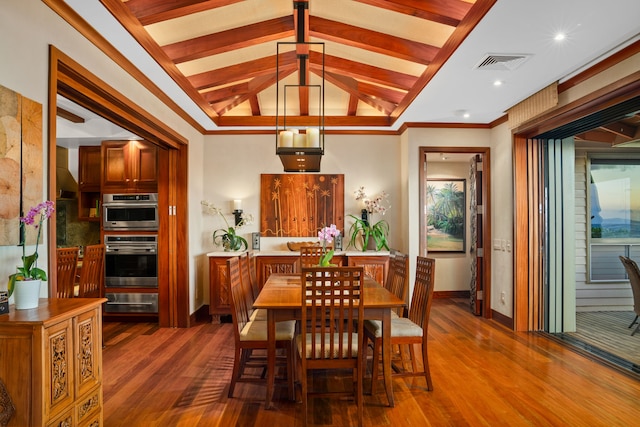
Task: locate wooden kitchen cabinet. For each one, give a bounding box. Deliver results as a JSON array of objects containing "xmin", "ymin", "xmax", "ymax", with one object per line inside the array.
[
  {"xmin": 347, "ymin": 254, "xmax": 389, "ymax": 284},
  {"xmin": 0, "ymin": 298, "xmax": 105, "ymax": 427},
  {"xmin": 78, "ymin": 146, "xmax": 101, "ymax": 190},
  {"xmin": 255, "ymin": 255, "xmax": 299, "ymax": 289},
  {"xmin": 101, "ymin": 140, "xmax": 157, "ymax": 193},
  {"xmin": 209, "ymin": 254, "xmax": 237, "ymax": 318},
  {"xmin": 77, "ymin": 146, "xmax": 101, "ymax": 221}
]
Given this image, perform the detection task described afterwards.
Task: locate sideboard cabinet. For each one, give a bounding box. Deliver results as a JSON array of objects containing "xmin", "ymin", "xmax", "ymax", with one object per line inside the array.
[
  {"xmin": 0, "ymin": 298, "xmax": 105, "ymax": 427},
  {"xmin": 208, "ymin": 252, "xmax": 383, "ymax": 319}
]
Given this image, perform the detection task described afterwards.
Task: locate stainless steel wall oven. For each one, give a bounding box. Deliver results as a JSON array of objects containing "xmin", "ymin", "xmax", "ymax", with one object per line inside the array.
[
  {"xmin": 102, "ymin": 193, "xmax": 159, "ymax": 231},
  {"xmin": 104, "ymin": 234, "xmax": 158, "ymax": 314}
]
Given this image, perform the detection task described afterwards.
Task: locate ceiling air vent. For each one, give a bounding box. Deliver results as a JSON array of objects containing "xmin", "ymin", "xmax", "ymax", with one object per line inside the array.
[{"xmin": 474, "ymin": 54, "xmax": 531, "ymax": 71}]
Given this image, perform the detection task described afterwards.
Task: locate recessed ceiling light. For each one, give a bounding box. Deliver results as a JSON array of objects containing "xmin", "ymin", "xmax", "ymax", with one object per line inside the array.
[
  {"xmin": 493, "ymin": 80, "xmax": 503, "ymax": 87},
  {"xmin": 463, "ymin": 112, "xmax": 470, "ymax": 119},
  {"xmin": 554, "ymin": 32, "xmax": 566, "ymax": 41}
]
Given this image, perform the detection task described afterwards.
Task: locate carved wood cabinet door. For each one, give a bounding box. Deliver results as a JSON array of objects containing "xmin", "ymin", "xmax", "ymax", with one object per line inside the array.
[
  {"xmin": 44, "ymin": 319, "xmax": 75, "ymax": 420},
  {"xmin": 74, "ymin": 308, "xmax": 101, "ymax": 398}
]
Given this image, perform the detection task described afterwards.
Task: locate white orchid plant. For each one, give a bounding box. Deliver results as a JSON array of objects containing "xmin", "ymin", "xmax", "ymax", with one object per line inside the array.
[{"xmin": 201, "ymin": 200, "xmax": 253, "ymax": 251}]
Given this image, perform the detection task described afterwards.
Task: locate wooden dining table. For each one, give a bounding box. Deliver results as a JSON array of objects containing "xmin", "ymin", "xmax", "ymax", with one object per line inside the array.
[{"xmin": 253, "ymin": 273, "xmax": 405, "ymax": 409}]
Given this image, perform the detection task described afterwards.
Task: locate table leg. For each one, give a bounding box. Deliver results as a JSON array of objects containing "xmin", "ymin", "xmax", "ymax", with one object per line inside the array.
[
  {"xmin": 381, "ymin": 308, "xmax": 395, "ymax": 407},
  {"xmin": 266, "ymin": 309, "xmax": 276, "ymax": 409}
]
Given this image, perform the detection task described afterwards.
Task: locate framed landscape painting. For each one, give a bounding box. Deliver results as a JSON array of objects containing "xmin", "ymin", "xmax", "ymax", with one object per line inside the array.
[{"xmin": 426, "ymin": 178, "xmax": 466, "ymax": 252}]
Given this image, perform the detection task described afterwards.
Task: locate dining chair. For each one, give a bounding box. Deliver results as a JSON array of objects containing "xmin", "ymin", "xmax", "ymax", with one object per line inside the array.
[
  {"xmin": 238, "ymin": 252, "xmax": 266, "ymax": 321},
  {"xmin": 248, "ymin": 251, "xmax": 259, "ymax": 297},
  {"xmin": 227, "ymin": 257, "xmax": 296, "ymax": 399},
  {"xmin": 364, "ymin": 256, "xmax": 435, "ymax": 395},
  {"xmin": 618, "ymin": 256, "xmax": 640, "ymax": 335},
  {"xmin": 299, "ymin": 245, "xmax": 325, "ymax": 268},
  {"xmin": 297, "ymin": 266, "xmax": 365, "ymax": 427},
  {"xmin": 385, "ymin": 251, "xmax": 409, "ymax": 318},
  {"xmin": 56, "ymin": 247, "xmax": 79, "ymax": 298},
  {"xmin": 77, "ymin": 244, "xmax": 105, "ymax": 298}
]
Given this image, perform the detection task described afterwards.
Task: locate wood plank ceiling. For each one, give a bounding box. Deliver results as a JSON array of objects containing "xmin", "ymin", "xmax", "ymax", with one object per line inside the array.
[{"xmin": 100, "ymin": 0, "xmax": 495, "ymax": 129}]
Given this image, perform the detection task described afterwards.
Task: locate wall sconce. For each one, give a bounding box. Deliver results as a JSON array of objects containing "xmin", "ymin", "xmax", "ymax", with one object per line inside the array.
[{"xmin": 233, "ymin": 199, "xmax": 243, "ymax": 226}]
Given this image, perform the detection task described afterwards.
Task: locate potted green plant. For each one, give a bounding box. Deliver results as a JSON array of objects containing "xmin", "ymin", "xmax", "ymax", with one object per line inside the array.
[
  {"xmin": 347, "ymin": 211, "xmax": 390, "ymax": 251},
  {"xmin": 201, "ymin": 200, "xmax": 252, "ymax": 251},
  {"xmin": 8, "ymin": 200, "xmax": 55, "ymax": 309},
  {"xmin": 347, "ymin": 187, "xmax": 391, "ymax": 251}
]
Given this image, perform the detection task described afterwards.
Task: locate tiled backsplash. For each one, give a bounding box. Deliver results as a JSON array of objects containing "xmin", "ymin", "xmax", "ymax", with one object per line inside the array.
[{"xmin": 56, "ymin": 198, "xmax": 100, "ymax": 248}]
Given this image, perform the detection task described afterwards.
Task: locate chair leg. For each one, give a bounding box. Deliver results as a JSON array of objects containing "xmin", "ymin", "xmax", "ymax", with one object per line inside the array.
[
  {"xmin": 629, "ymin": 315, "xmax": 639, "ymax": 328},
  {"xmin": 369, "ymin": 337, "xmax": 381, "ymax": 395},
  {"xmin": 421, "ymin": 338, "xmax": 433, "ymax": 391},
  {"xmin": 228, "ymin": 347, "xmax": 243, "ymax": 398},
  {"xmin": 356, "ymin": 365, "xmax": 364, "ymax": 427},
  {"xmin": 287, "ymin": 341, "xmax": 295, "ymax": 401},
  {"xmin": 632, "ymin": 322, "xmax": 640, "ymax": 336},
  {"xmin": 301, "ymin": 366, "xmax": 308, "ymax": 427}
]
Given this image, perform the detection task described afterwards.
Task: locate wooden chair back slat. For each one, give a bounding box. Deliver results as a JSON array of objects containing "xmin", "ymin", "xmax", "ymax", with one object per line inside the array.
[
  {"xmin": 410, "ymin": 257, "xmax": 436, "ymax": 329},
  {"xmin": 77, "ymin": 244, "xmax": 105, "ymax": 298},
  {"xmin": 299, "ymin": 245, "xmax": 325, "ymax": 268},
  {"xmin": 387, "ymin": 252, "xmax": 409, "ymax": 316},
  {"xmin": 56, "ymin": 247, "xmax": 79, "ymax": 298}
]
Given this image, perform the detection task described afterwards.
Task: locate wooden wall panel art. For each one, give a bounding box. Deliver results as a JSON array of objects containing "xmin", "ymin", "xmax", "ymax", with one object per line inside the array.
[
  {"xmin": 260, "ymin": 174, "xmax": 344, "ymax": 237},
  {"xmin": 0, "ymin": 84, "xmax": 43, "ymax": 246}
]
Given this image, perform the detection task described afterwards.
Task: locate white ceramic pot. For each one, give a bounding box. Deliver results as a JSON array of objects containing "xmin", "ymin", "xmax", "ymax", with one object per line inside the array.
[{"xmin": 13, "ymin": 279, "xmax": 41, "ymax": 310}]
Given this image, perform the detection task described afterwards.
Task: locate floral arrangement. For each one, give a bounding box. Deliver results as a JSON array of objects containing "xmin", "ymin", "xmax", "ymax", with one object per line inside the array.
[
  {"xmin": 8, "ymin": 200, "xmax": 55, "ymax": 297},
  {"xmin": 201, "ymin": 200, "xmax": 253, "ymax": 251},
  {"xmin": 348, "ymin": 187, "xmax": 390, "ymax": 251},
  {"xmin": 354, "ymin": 186, "xmax": 390, "ymax": 215},
  {"xmin": 318, "ymin": 224, "xmax": 340, "ymax": 266}
]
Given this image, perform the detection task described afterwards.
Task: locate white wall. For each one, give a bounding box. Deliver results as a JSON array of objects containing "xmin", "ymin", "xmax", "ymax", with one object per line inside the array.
[
  {"xmin": 198, "ymin": 133, "xmax": 402, "ymax": 303},
  {"xmin": 490, "ymin": 122, "xmax": 514, "ymax": 317},
  {"xmin": 404, "ymin": 127, "xmax": 503, "ymax": 307},
  {"xmin": 0, "ymin": 1, "xmax": 205, "ymax": 312}
]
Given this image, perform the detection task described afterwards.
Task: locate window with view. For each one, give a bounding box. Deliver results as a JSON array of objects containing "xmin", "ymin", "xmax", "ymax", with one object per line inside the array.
[{"xmin": 589, "ymin": 157, "xmax": 640, "ymax": 281}]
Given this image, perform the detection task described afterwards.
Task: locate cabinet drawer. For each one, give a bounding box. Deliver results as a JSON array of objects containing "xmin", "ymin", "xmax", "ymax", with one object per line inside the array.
[
  {"xmin": 76, "ymin": 386, "xmax": 102, "ymax": 425},
  {"xmin": 47, "ymin": 405, "xmax": 74, "ymax": 427}
]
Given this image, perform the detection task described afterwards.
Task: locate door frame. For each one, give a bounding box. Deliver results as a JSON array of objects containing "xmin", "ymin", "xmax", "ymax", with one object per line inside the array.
[
  {"xmin": 48, "ymin": 46, "xmax": 191, "ymax": 327},
  {"xmin": 512, "ymin": 72, "xmax": 640, "ymax": 332},
  {"xmin": 419, "ymin": 146, "xmax": 492, "ymax": 318}
]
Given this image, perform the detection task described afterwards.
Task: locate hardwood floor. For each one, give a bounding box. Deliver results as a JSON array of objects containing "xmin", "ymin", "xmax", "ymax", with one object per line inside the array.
[{"xmin": 102, "ymin": 299, "xmax": 640, "ymax": 426}]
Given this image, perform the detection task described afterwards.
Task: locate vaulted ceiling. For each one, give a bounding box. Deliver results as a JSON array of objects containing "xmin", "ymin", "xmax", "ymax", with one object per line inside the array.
[
  {"xmin": 101, "ymin": 0, "xmax": 490, "ymax": 128},
  {"xmin": 54, "ymin": 0, "xmax": 640, "ymax": 140}
]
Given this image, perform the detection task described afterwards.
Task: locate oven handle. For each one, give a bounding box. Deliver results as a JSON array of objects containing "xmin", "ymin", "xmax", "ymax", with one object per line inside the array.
[
  {"xmin": 106, "ymin": 247, "xmax": 156, "ymax": 253},
  {"xmin": 102, "ymin": 203, "xmax": 158, "ymax": 208}
]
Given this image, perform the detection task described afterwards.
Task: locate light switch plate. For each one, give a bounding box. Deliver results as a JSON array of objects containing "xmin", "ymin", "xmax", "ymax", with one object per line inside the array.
[
  {"xmin": 252, "ymin": 232, "xmax": 260, "ymax": 250},
  {"xmin": 0, "ymin": 291, "xmax": 8, "ymax": 315}
]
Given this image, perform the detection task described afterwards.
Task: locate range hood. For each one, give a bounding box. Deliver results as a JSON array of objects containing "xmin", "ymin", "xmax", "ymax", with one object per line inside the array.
[{"xmin": 56, "ymin": 146, "xmax": 78, "ymax": 198}]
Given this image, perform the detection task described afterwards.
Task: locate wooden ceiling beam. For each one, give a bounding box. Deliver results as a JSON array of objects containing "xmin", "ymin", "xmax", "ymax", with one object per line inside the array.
[
  {"xmin": 353, "ymin": 0, "xmax": 472, "ymax": 27},
  {"xmin": 57, "ymin": 107, "xmax": 85, "ymax": 123},
  {"xmin": 574, "ymin": 130, "xmax": 618, "ymax": 143},
  {"xmin": 600, "ymin": 121, "xmax": 637, "ymax": 138},
  {"xmin": 309, "ymin": 16, "xmax": 438, "ymax": 65},
  {"xmin": 323, "ymin": 71, "xmax": 396, "ymax": 115},
  {"xmin": 249, "ymin": 95, "xmax": 261, "ymax": 116},
  {"xmin": 209, "ymin": 69, "xmax": 296, "ymax": 115},
  {"xmin": 308, "ymin": 51, "xmax": 416, "ymax": 91},
  {"xmin": 189, "ymin": 51, "xmax": 297, "ymax": 91},
  {"xmin": 123, "ymin": 0, "xmax": 243, "ymax": 26},
  {"xmin": 347, "ymin": 95, "xmax": 359, "ymax": 116},
  {"xmin": 163, "ymin": 16, "xmax": 294, "ymax": 63},
  {"xmin": 217, "ymin": 115, "xmax": 392, "ymax": 127}
]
